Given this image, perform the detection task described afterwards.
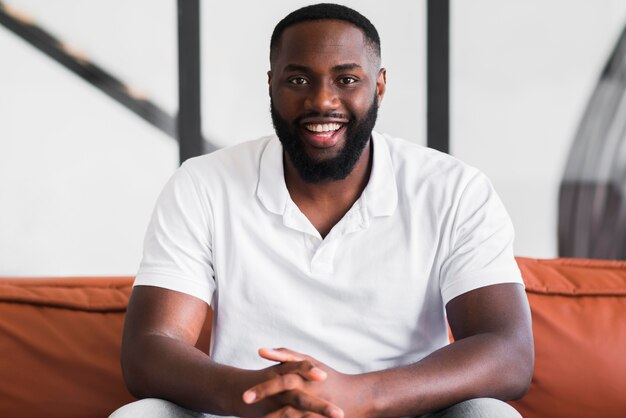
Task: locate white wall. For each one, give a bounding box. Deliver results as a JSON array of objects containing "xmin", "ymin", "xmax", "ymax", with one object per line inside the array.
[
  {"xmin": 0, "ymin": 1, "xmax": 179, "ymax": 276},
  {"xmin": 1, "ymin": 1, "xmax": 625, "ymax": 276},
  {"xmin": 452, "ymin": 0, "xmax": 626, "ymax": 257},
  {"xmin": 6, "ymin": 0, "xmax": 179, "ymax": 113}
]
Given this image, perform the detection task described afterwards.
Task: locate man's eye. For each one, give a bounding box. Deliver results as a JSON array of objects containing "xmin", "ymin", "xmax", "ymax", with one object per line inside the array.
[
  {"xmin": 339, "ymin": 77, "xmax": 358, "ymax": 85},
  {"xmin": 288, "ymin": 77, "xmax": 308, "ymax": 85}
]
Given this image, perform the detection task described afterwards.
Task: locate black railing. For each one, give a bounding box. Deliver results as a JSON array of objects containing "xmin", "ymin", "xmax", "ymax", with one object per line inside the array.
[
  {"xmin": 427, "ymin": 0, "xmax": 450, "ymax": 154},
  {"xmin": 0, "ymin": 1, "xmax": 216, "ymax": 164}
]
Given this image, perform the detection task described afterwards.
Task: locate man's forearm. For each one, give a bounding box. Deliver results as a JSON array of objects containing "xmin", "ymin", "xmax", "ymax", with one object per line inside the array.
[
  {"xmin": 122, "ymin": 333, "xmax": 257, "ymax": 415},
  {"xmin": 358, "ymin": 332, "xmax": 532, "ymax": 417}
]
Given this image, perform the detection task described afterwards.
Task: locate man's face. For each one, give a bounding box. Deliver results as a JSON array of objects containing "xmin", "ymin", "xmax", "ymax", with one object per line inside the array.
[{"xmin": 268, "ymin": 19, "xmax": 386, "ymax": 183}]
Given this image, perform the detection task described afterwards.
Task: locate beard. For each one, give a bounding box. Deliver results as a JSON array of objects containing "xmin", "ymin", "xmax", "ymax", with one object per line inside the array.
[{"xmin": 270, "ymin": 94, "xmax": 379, "ymax": 183}]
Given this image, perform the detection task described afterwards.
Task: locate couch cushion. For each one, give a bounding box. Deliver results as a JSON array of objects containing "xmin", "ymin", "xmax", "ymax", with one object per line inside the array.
[
  {"xmin": 510, "ymin": 258, "xmax": 626, "ymax": 418},
  {"xmin": 0, "ymin": 277, "xmax": 136, "ymax": 418}
]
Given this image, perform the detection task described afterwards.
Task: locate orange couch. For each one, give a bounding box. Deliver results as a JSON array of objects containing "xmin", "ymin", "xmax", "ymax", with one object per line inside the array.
[{"xmin": 1, "ymin": 258, "xmax": 625, "ymax": 418}]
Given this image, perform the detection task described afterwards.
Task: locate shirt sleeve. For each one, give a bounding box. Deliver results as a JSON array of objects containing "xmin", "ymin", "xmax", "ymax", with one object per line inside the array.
[
  {"xmin": 439, "ymin": 171, "xmax": 523, "ymax": 306},
  {"xmin": 134, "ymin": 163, "xmax": 215, "ymax": 304}
]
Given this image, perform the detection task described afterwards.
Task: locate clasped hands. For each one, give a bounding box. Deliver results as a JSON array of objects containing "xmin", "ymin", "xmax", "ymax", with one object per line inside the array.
[{"xmin": 241, "ymin": 347, "xmax": 368, "ymax": 418}]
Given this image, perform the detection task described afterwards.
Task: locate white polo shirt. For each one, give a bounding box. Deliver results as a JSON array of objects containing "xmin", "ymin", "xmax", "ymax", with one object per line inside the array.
[{"xmin": 135, "ymin": 132, "xmax": 522, "ymax": 374}]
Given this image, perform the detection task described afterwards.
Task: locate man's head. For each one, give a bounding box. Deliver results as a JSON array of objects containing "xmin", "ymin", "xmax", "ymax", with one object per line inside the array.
[{"xmin": 268, "ymin": 4, "xmax": 386, "ymax": 183}]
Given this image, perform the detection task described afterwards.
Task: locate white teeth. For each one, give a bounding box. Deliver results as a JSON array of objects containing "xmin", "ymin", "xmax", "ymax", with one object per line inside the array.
[{"xmin": 304, "ymin": 123, "xmax": 342, "ymax": 133}]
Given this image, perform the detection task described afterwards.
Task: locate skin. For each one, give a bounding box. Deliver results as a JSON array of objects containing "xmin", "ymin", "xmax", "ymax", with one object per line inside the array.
[{"xmin": 121, "ymin": 19, "xmax": 534, "ymax": 418}]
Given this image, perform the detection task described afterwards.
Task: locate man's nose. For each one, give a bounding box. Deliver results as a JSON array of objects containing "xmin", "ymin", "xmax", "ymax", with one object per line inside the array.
[{"xmin": 305, "ymin": 83, "xmax": 339, "ymax": 112}]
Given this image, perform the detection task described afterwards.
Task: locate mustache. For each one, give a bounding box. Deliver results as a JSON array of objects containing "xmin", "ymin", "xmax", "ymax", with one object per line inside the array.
[{"xmin": 295, "ymin": 111, "xmax": 352, "ymax": 123}]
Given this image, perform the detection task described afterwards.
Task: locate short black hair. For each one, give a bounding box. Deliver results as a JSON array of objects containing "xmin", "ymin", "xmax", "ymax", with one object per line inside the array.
[{"xmin": 270, "ymin": 3, "xmax": 381, "ymax": 64}]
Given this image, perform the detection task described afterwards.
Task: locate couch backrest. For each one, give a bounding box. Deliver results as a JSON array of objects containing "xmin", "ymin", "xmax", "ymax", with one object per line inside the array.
[
  {"xmin": 510, "ymin": 257, "xmax": 626, "ymax": 418},
  {"xmin": 0, "ymin": 277, "xmax": 136, "ymax": 418},
  {"xmin": 0, "ymin": 277, "xmax": 213, "ymax": 418},
  {"xmin": 2, "ymin": 258, "xmax": 626, "ymax": 418}
]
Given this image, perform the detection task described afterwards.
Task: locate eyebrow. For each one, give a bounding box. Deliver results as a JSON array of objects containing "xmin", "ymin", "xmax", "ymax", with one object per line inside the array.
[
  {"xmin": 333, "ymin": 63, "xmax": 362, "ymax": 72},
  {"xmin": 284, "ymin": 64, "xmax": 311, "ymax": 73},
  {"xmin": 283, "ymin": 63, "xmax": 363, "ymax": 73}
]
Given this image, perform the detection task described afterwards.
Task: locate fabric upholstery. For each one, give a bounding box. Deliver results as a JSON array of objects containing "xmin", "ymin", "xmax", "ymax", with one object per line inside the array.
[
  {"xmin": 0, "ymin": 277, "xmax": 213, "ymax": 418},
  {"xmin": 0, "ymin": 277, "xmax": 135, "ymax": 417},
  {"xmin": 1, "ymin": 257, "xmax": 626, "ymax": 417},
  {"xmin": 509, "ymin": 257, "xmax": 626, "ymax": 418}
]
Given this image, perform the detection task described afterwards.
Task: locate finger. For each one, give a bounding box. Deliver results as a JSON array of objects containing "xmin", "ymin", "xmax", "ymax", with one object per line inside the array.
[
  {"xmin": 263, "ymin": 405, "xmax": 328, "ymax": 418},
  {"xmin": 281, "ymin": 390, "xmax": 344, "ymax": 418},
  {"xmin": 276, "ymin": 360, "xmax": 327, "ymax": 382},
  {"xmin": 259, "ymin": 347, "xmax": 306, "ymax": 362},
  {"xmin": 258, "ymin": 349, "xmax": 327, "ymax": 381},
  {"xmin": 262, "ymin": 396, "xmax": 344, "ymax": 418},
  {"xmin": 243, "ymin": 373, "xmax": 303, "ymax": 404}
]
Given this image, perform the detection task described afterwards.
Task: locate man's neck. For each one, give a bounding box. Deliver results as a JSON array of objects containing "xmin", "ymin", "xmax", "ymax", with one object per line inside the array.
[{"xmin": 283, "ymin": 141, "xmax": 373, "ymax": 238}]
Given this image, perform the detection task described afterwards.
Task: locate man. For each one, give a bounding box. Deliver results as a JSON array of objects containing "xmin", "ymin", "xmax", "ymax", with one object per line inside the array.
[{"xmin": 111, "ymin": 4, "xmax": 533, "ymax": 418}]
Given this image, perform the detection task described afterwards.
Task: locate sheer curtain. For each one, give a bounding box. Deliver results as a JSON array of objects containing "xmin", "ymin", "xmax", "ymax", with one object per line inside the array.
[{"xmin": 559, "ymin": 26, "xmax": 626, "ymax": 260}]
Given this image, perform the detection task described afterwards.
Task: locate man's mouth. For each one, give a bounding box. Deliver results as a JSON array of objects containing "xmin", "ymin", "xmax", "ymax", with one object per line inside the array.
[
  {"xmin": 303, "ymin": 122, "xmax": 344, "ymax": 137},
  {"xmin": 299, "ymin": 122, "xmax": 347, "ymax": 148}
]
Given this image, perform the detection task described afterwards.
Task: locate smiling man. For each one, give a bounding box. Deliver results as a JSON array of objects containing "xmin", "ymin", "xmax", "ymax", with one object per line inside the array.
[{"xmin": 111, "ymin": 4, "xmax": 533, "ymax": 418}]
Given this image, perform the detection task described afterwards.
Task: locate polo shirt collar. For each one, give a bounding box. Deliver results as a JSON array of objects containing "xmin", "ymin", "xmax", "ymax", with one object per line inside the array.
[
  {"xmin": 256, "ymin": 137, "xmax": 289, "ymax": 215},
  {"xmin": 363, "ymin": 131, "xmax": 398, "ymax": 217},
  {"xmin": 256, "ymin": 132, "xmax": 397, "ymax": 217}
]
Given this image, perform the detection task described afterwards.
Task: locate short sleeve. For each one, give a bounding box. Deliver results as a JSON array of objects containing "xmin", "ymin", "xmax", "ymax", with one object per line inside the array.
[
  {"xmin": 439, "ymin": 171, "xmax": 523, "ymax": 306},
  {"xmin": 134, "ymin": 164, "xmax": 215, "ymax": 304}
]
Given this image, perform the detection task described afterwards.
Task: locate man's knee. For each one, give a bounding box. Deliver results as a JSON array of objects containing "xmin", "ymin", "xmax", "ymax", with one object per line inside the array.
[
  {"xmin": 109, "ymin": 398, "xmax": 208, "ymax": 418},
  {"xmin": 431, "ymin": 398, "xmax": 521, "ymax": 418}
]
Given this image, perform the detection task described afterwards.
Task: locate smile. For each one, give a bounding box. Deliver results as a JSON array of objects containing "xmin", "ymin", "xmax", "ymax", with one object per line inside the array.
[
  {"xmin": 303, "ymin": 123, "xmax": 344, "ymax": 135},
  {"xmin": 299, "ymin": 123, "xmax": 346, "ymax": 148}
]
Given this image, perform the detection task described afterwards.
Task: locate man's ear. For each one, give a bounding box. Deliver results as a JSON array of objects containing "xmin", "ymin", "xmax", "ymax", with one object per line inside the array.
[
  {"xmin": 376, "ymin": 68, "xmax": 387, "ymax": 106},
  {"xmin": 267, "ymin": 70, "xmax": 273, "ymax": 96}
]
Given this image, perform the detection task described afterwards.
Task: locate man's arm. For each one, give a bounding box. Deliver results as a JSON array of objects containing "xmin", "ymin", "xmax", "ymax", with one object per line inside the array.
[
  {"xmin": 121, "ymin": 285, "xmax": 343, "ymax": 417},
  {"xmin": 363, "ymin": 282, "xmax": 534, "ymax": 416},
  {"xmin": 245, "ymin": 282, "xmax": 534, "ymax": 417}
]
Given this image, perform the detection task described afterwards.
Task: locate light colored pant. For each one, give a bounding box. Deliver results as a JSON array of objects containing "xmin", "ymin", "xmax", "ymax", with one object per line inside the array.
[
  {"xmin": 421, "ymin": 398, "xmax": 522, "ymax": 417},
  {"xmin": 109, "ymin": 397, "xmax": 522, "ymax": 418}
]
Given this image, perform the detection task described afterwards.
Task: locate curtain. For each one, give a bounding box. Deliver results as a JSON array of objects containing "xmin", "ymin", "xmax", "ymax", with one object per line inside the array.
[{"xmin": 559, "ymin": 26, "xmax": 626, "ymax": 260}]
